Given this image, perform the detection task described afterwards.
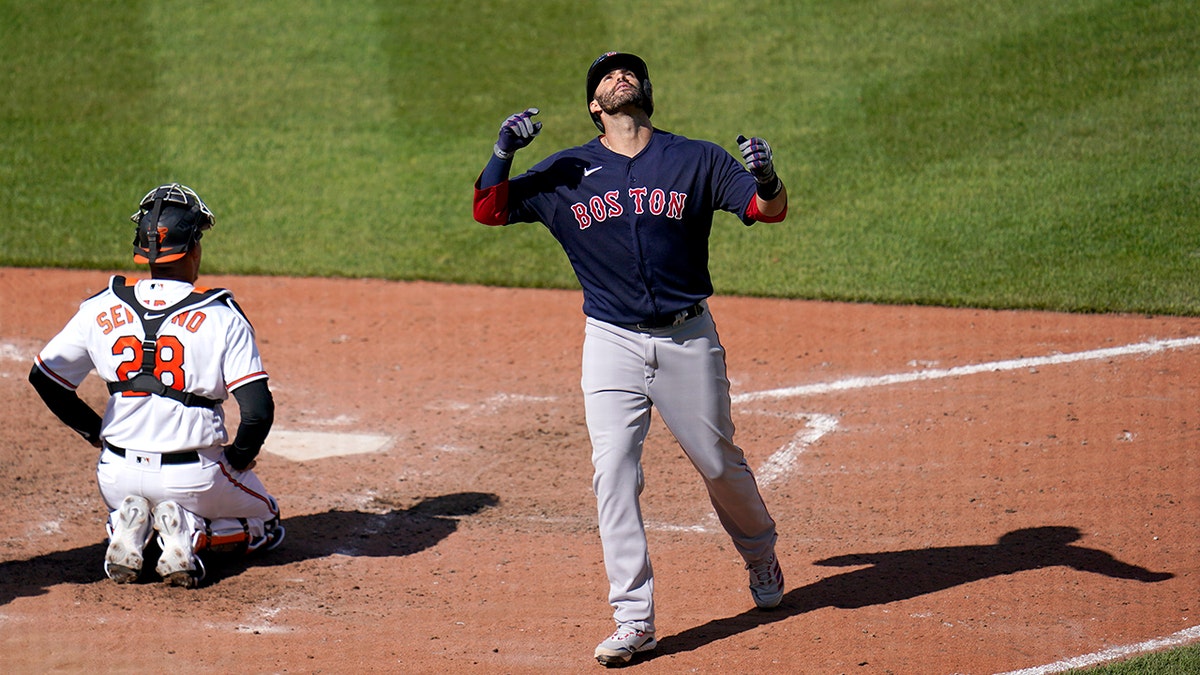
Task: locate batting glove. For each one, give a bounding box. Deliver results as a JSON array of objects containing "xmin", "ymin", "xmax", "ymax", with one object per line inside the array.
[
  {"xmin": 737, "ymin": 134, "xmax": 783, "ymax": 199},
  {"xmin": 495, "ymin": 108, "xmax": 543, "ymax": 160}
]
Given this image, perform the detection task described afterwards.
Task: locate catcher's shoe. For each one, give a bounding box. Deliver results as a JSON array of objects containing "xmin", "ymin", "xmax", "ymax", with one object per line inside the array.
[
  {"xmin": 747, "ymin": 551, "xmax": 785, "ymax": 609},
  {"xmin": 262, "ymin": 523, "xmax": 285, "ymax": 551},
  {"xmin": 594, "ymin": 624, "xmax": 656, "ymax": 666},
  {"xmin": 248, "ymin": 503, "xmax": 285, "ymax": 554},
  {"xmin": 247, "ymin": 522, "xmax": 285, "ymax": 554},
  {"xmin": 104, "ymin": 495, "xmax": 153, "ymax": 583},
  {"xmin": 152, "ymin": 501, "xmax": 205, "ymax": 588}
]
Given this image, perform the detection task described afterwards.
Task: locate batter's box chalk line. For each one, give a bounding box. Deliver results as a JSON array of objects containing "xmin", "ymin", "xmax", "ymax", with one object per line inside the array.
[
  {"xmin": 745, "ymin": 411, "xmax": 838, "ymax": 488},
  {"xmin": 0, "ymin": 342, "xmax": 37, "ymax": 362},
  {"xmin": 645, "ymin": 411, "xmax": 835, "ymax": 535}
]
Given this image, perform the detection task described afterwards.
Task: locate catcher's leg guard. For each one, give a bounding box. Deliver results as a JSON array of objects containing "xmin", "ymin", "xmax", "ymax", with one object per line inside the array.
[
  {"xmin": 199, "ymin": 497, "xmax": 284, "ymax": 555},
  {"xmin": 197, "ymin": 517, "xmax": 254, "ymax": 555}
]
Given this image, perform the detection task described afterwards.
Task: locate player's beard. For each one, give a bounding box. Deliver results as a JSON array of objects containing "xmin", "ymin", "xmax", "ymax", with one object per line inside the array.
[{"xmin": 595, "ymin": 82, "xmax": 648, "ymax": 116}]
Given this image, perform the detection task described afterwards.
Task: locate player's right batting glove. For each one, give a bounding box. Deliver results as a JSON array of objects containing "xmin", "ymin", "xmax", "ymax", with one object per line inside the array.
[
  {"xmin": 495, "ymin": 108, "xmax": 542, "ymax": 160},
  {"xmin": 737, "ymin": 134, "xmax": 784, "ymax": 199}
]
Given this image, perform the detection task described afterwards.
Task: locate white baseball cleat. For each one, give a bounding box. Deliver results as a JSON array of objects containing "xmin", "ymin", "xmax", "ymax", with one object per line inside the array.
[
  {"xmin": 104, "ymin": 495, "xmax": 153, "ymax": 583},
  {"xmin": 594, "ymin": 623, "xmax": 657, "ymax": 666},
  {"xmin": 746, "ymin": 551, "xmax": 785, "ymax": 609},
  {"xmin": 152, "ymin": 500, "xmax": 205, "ymax": 588}
]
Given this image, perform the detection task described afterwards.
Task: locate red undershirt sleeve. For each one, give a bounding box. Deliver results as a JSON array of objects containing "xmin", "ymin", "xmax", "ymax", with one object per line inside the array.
[
  {"xmin": 473, "ymin": 180, "xmax": 510, "ymax": 226},
  {"xmin": 745, "ymin": 196, "xmax": 788, "ymax": 223}
]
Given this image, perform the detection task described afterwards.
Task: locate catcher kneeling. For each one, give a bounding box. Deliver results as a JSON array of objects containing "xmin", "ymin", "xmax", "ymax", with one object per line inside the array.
[{"xmin": 29, "ymin": 183, "xmax": 283, "ymax": 588}]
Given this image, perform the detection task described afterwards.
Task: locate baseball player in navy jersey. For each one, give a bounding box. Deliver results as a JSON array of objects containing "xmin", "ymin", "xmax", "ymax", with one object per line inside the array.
[
  {"xmin": 474, "ymin": 52, "xmax": 788, "ymax": 665},
  {"xmin": 29, "ymin": 183, "xmax": 283, "ymax": 588}
]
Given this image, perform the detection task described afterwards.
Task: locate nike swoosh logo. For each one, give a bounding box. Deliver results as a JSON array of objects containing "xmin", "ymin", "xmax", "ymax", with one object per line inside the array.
[
  {"xmin": 145, "ymin": 313, "xmax": 166, "ymax": 320},
  {"xmin": 583, "ymin": 166, "xmax": 602, "ymax": 177}
]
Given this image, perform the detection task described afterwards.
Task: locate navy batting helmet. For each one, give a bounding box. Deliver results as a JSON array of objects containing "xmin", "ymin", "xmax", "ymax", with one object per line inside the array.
[
  {"xmin": 129, "ymin": 183, "xmax": 215, "ymax": 264},
  {"xmin": 586, "ymin": 52, "xmax": 653, "ymax": 132}
]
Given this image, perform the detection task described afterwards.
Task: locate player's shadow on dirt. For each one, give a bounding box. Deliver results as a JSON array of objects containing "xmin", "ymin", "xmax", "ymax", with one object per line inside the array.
[
  {"xmin": 651, "ymin": 526, "xmax": 1173, "ymax": 660},
  {"xmin": 0, "ymin": 491, "xmax": 499, "ymax": 603},
  {"xmin": 203, "ymin": 491, "xmax": 501, "ymax": 584}
]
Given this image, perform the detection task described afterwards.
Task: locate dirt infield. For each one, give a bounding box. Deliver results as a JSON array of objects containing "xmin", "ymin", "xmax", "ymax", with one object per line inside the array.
[{"xmin": 2, "ymin": 267, "xmax": 1198, "ymax": 674}]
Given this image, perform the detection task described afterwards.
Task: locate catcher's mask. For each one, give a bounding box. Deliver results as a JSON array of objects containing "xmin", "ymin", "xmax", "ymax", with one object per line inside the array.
[
  {"xmin": 129, "ymin": 183, "xmax": 215, "ymax": 264},
  {"xmin": 586, "ymin": 51, "xmax": 653, "ymax": 133}
]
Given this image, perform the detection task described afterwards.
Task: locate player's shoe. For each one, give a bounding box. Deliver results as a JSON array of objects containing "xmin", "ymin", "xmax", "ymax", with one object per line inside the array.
[
  {"xmin": 746, "ymin": 551, "xmax": 785, "ymax": 609},
  {"xmin": 258, "ymin": 499, "xmax": 285, "ymax": 552},
  {"xmin": 152, "ymin": 500, "xmax": 205, "ymax": 588},
  {"xmin": 248, "ymin": 522, "xmax": 285, "ymax": 554},
  {"xmin": 103, "ymin": 495, "xmax": 153, "ymax": 583},
  {"xmin": 252, "ymin": 502, "xmax": 285, "ymax": 553},
  {"xmin": 264, "ymin": 523, "xmax": 285, "ymax": 551},
  {"xmin": 594, "ymin": 624, "xmax": 657, "ymax": 666}
]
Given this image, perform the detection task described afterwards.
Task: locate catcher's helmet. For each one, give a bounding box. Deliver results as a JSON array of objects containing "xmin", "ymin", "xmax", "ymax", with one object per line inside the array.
[
  {"xmin": 129, "ymin": 183, "xmax": 215, "ymax": 264},
  {"xmin": 586, "ymin": 51, "xmax": 653, "ymax": 132}
]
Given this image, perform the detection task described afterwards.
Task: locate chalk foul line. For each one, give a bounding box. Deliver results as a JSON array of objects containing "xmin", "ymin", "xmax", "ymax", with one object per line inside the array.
[
  {"xmin": 732, "ymin": 336, "xmax": 1200, "ymax": 404},
  {"xmin": 990, "ymin": 624, "xmax": 1200, "ymax": 675}
]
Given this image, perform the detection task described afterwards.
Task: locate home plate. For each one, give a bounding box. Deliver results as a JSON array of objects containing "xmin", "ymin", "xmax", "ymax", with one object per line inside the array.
[{"xmin": 264, "ymin": 430, "xmax": 393, "ymax": 461}]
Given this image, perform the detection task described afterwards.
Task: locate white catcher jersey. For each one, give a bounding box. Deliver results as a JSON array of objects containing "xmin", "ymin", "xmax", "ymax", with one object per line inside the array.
[{"xmin": 34, "ymin": 276, "xmax": 268, "ymax": 452}]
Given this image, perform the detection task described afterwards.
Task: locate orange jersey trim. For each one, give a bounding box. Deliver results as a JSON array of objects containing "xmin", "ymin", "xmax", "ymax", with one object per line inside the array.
[
  {"xmin": 227, "ymin": 372, "xmax": 268, "ymax": 390},
  {"xmin": 34, "ymin": 356, "xmax": 78, "ymax": 390}
]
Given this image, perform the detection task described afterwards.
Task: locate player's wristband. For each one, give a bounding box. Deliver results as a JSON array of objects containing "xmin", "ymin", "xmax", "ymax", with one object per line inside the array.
[
  {"xmin": 756, "ymin": 175, "xmax": 783, "ymax": 200},
  {"xmin": 493, "ymin": 143, "xmax": 515, "ymax": 161}
]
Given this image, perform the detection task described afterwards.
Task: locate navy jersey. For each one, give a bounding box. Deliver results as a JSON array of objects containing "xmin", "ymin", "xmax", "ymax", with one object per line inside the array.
[{"xmin": 483, "ymin": 130, "xmax": 762, "ymax": 325}]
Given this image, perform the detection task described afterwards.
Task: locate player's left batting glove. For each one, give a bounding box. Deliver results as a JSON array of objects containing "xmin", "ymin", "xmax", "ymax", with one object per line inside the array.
[
  {"xmin": 495, "ymin": 108, "xmax": 542, "ymax": 160},
  {"xmin": 224, "ymin": 444, "xmax": 259, "ymax": 472},
  {"xmin": 737, "ymin": 135, "xmax": 784, "ymax": 199}
]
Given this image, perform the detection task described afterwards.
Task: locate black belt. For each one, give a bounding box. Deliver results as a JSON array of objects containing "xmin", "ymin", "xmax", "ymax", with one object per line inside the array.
[
  {"xmin": 105, "ymin": 443, "xmax": 201, "ymax": 464},
  {"xmin": 623, "ymin": 303, "xmax": 706, "ymax": 331}
]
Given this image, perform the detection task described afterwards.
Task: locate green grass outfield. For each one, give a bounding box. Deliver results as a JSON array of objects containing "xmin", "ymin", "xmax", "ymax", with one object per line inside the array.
[
  {"xmin": 2, "ymin": 0, "xmax": 1197, "ymax": 315},
  {"xmin": 2, "ymin": 2, "xmax": 1198, "ymax": 671}
]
